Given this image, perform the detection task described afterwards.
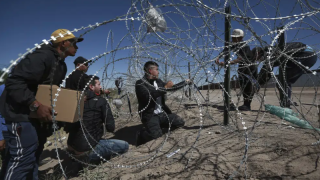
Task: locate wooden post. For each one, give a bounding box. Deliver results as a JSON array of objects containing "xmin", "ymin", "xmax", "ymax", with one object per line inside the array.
[{"xmin": 224, "ymin": 5, "xmax": 231, "ymax": 126}]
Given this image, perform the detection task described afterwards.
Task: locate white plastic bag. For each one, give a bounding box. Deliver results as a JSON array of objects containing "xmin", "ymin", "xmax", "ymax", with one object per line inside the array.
[
  {"xmin": 113, "ymin": 99, "xmax": 123, "ymax": 109},
  {"xmin": 145, "ymin": 5, "xmax": 167, "ymax": 33}
]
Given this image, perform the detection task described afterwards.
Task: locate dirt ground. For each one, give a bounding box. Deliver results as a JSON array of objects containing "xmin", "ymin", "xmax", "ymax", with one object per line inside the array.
[{"xmin": 38, "ymin": 87, "xmax": 320, "ymax": 180}]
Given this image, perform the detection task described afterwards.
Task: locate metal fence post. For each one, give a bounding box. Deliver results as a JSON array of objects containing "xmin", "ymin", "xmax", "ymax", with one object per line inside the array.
[{"xmin": 224, "ymin": 5, "xmax": 231, "ymax": 126}]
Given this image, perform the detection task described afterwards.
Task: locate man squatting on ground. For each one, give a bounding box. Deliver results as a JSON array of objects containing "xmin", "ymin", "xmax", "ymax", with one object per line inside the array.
[
  {"xmin": 253, "ymin": 42, "xmax": 318, "ymax": 107},
  {"xmin": 0, "ymin": 29, "xmax": 83, "ymax": 180},
  {"xmin": 67, "ymin": 76, "xmax": 128, "ymax": 164},
  {"xmin": 135, "ymin": 61, "xmax": 192, "ymax": 145},
  {"xmin": 215, "ymin": 29, "xmax": 257, "ymax": 111}
]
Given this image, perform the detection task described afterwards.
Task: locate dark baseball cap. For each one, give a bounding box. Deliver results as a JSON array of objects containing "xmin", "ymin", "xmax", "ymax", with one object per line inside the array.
[{"xmin": 73, "ymin": 56, "xmax": 92, "ymax": 66}]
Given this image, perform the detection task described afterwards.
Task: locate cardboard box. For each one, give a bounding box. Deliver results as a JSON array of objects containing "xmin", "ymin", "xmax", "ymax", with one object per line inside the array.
[{"xmin": 29, "ymin": 85, "xmax": 84, "ymax": 123}]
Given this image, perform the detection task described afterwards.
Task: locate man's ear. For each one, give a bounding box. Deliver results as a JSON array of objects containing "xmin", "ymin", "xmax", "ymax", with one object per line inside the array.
[
  {"xmin": 61, "ymin": 41, "xmax": 66, "ymax": 47},
  {"xmin": 61, "ymin": 40, "xmax": 71, "ymax": 48},
  {"xmin": 88, "ymin": 84, "xmax": 93, "ymax": 90},
  {"xmin": 148, "ymin": 67, "xmax": 153, "ymax": 74},
  {"xmin": 59, "ymin": 41, "xmax": 68, "ymax": 52}
]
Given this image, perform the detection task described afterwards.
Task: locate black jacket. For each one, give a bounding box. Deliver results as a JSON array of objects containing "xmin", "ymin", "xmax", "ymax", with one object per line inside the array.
[
  {"xmin": 278, "ymin": 42, "xmax": 307, "ymax": 55},
  {"xmin": 218, "ymin": 42, "xmax": 255, "ymax": 76},
  {"xmin": 65, "ymin": 70, "xmax": 89, "ymax": 90},
  {"xmin": 231, "ymin": 43, "xmax": 255, "ymax": 75},
  {"xmin": 0, "ymin": 44, "xmax": 67, "ymax": 122},
  {"xmin": 135, "ymin": 76, "xmax": 187, "ymax": 123},
  {"xmin": 67, "ymin": 90, "xmax": 115, "ymax": 152}
]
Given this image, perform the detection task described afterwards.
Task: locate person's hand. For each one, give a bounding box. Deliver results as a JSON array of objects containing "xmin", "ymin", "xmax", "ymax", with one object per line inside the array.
[
  {"xmin": 219, "ymin": 61, "xmax": 224, "ymax": 66},
  {"xmin": 104, "ymin": 89, "xmax": 111, "ymax": 95},
  {"xmin": 165, "ymin": 81, "xmax": 174, "ymax": 89},
  {"xmin": 34, "ymin": 101, "xmax": 58, "ymax": 122},
  {"xmin": 215, "ymin": 58, "xmax": 220, "ymax": 65},
  {"xmin": 0, "ymin": 139, "xmax": 5, "ymax": 151},
  {"xmin": 186, "ymin": 79, "xmax": 193, "ymax": 85}
]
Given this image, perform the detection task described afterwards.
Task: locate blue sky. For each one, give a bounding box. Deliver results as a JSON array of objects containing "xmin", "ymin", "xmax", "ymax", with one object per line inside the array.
[
  {"xmin": 0, "ymin": 0, "xmax": 134, "ymax": 88},
  {"xmin": 1, "ymin": 0, "xmax": 319, "ymax": 87}
]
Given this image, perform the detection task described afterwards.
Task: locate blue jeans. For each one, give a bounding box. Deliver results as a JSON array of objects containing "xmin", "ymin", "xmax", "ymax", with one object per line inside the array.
[
  {"xmin": 86, "ymin": 139, "xmax": 129, "ymax": 163},
  {"xmin": 1, "ymin": 121, "xmax": 47, "ymax": 180}
]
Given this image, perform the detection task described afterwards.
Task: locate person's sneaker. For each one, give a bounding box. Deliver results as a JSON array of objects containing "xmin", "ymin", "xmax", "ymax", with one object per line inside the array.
[
  {"xmin": 289, "ymin": 101, "xmax": 299, "ymax": 106},
  {"xmin": 238, "ymin": 105, "xmax": 251, "ymax": 111},
  {"xmin": 229, "ymin": 103, "xmax": 237, "ymax": 111}
]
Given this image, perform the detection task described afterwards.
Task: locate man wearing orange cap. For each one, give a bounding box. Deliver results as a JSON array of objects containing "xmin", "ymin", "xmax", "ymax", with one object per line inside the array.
[{"xmin": 0, "ymin": 29, "xmax": 83, "ymax": 180}]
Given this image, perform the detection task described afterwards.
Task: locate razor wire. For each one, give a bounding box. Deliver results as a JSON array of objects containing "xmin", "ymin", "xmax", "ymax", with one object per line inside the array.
[{"xmin": 1, "ymin": 0, "xmax": 320, "ymax": 179}]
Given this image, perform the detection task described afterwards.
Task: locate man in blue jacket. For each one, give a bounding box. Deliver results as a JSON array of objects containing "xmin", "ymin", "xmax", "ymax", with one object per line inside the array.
[{"xmin": 0, "ymin": 29, "xmax": 83, "ymax": 180}]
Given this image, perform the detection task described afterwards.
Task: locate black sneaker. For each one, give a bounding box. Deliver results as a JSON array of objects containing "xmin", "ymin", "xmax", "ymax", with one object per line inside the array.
[
  {"xmin": 230, "ymin": 103, "xmax": 236, "ymax": 111},
  {"xmin": 289, "ymin": 101, "xmax": 299, "ymax": 106},
  {"xmin": 238, "ymin": 105, "xmax": 251, "ymax": 111}
]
